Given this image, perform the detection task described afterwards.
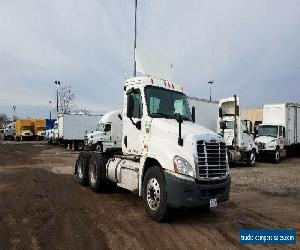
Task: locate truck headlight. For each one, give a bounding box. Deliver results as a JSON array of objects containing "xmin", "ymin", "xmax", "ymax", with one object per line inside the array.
[{"xmin": 173, "ymin": 156, "xmax": 194, "ymax": 177}]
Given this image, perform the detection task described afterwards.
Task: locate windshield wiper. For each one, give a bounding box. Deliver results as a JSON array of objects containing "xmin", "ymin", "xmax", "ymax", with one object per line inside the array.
[{"xmin": 151, "ymin": 112, "xmax": 173, "ymax": 119}]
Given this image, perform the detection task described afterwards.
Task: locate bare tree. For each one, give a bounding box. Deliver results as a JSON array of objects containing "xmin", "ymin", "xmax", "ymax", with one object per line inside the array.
[{"xmin": 58, "ymin": 84, "xmax": 75, "ymax": 114}]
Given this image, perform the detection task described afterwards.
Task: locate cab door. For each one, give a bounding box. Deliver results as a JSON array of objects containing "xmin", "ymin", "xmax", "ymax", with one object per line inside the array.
[{"xmin": 123, "ymin": 88, "xmax": 144, "ymax": 155}]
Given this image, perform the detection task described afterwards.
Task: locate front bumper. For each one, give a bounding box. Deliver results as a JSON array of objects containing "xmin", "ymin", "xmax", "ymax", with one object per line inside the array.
[{"xmin": 165, "ymin": 172, "xmax": 231, "ymax": 208}]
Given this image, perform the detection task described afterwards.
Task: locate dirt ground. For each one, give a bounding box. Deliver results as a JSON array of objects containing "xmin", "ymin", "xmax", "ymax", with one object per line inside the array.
[{"xmin": 0, "ymin": 141, "xmax": 299, "ymax": 250}]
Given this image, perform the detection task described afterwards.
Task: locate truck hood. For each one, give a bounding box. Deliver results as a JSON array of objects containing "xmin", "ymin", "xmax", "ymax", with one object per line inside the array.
[
  {"xmin": 255, "ymin": 136, "xmax": 276, "ymax": 144},
  {"xmin": 152, "ymin": 118, "xmax": 223, "ymax": 143}
]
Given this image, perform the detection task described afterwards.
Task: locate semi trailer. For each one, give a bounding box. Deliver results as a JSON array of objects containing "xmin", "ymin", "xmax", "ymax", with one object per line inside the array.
[
  {"xmin": 217, "ymin": 96, "xmax": 258, "ymax": 166},
  {"xmin": 74, "ymin": 76, "xmax": 231, "ymax": 222},
  {"xmin": 255, "ymin": 103, "xmax": 300, "ymax": 163},
  {"xmin": 15, "ymin": 120, "xmax": 33, "ymax": 141},
  {"xmin": 56, "ymin": 114, "xmax": 101, "ymax": 150},
  {"xmin": 85, "ymin": 110, "xmax": 122, "ymax": 151}
]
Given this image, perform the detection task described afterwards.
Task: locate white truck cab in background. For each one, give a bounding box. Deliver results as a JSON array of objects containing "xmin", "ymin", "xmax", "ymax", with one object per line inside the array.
[
  {"xmin": 255, "ymin": 103, "xmax": 300, "ymax": 163},
  {"xmin": 85, "ymin": 110, "xmax": 123, "ymax": 151},
  {"xmin": 218, "ymin": 96, "xmax": 258, "ymax": 166},
  {"xmin": 4, "ymin": 122, "xmax": 16, "ymax": 140},
  {"xmin": 75, "ymin": 76, "xmax": 231, "ymax": 222}
]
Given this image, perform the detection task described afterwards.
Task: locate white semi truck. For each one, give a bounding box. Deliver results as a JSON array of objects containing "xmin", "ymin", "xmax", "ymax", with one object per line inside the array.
[
  {"xmin": 255, "ymin": 103, "xmax": 300, "ymax": 163},
  {"xmin": 85, "ymin": 110, "xmax": 123, "ymax": 151},
  {"xmin": 217, "ymin": 96, "xmax": 258, "ymax": 167},
  {"xmin": 4, "ymin": 122, "xmax": 16, "ymax": 140},
  {"xmin": 188, "ymin": 96, "xmax": 257, "ymax": 166},
  {"xmin": 56, "ymin": 114, "xmax": 102, "ymax": 150},
  {"xmin": 74, "ymin": 76, "xmax": 231, "ymax": 222}
]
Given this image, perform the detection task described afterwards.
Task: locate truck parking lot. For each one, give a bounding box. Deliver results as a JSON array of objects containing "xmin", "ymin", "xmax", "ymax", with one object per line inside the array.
[{"xmin": 0, "ymin": 141, "xmax": 299, "ymax": 249}]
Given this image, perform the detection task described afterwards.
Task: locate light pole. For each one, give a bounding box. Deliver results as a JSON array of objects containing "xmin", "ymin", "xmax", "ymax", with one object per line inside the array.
[
  {"xmin": 54, "ymin": 81, "xmax": 61, "ymax": 114},
  {"xmin": 133, "ymin": 0, "xmax": 137, "ymax": 77},
  {"xmin": 49, "ymin": 101, "xmax": 52, "ymax": 119},
  {"xmin": 208, "ymin": 80, "xmax": 214, "ymax": 101},
  {"xmin": 12, "ymin": 105, "xmax": 16, "ymax": 118}
]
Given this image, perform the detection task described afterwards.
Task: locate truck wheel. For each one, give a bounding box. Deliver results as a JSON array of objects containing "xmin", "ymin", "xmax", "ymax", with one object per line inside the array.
[
  {"xmin": 77, "ymin": 142, "xmax": 85, "ymax": 151},
  {"xmin": 142, "ymin": 166, "xmax": 168, "ymax": 222},
  {"xmin": 76, "ymin": 152, "xmax": 90, "ymax": 185},
  {"xmin": 95, "ymin": 142, "xmax": 103, "ymax": 152},
  {"xmin": 88, "ymin": 153, "xmax": 109, "ymax": 192},
  {"xmin": 248, "ymin": 150, "xmax": 256, "ymax": 167},
  {"xmin": 274, "ymin": 149, "xmax": 280, "ymax": 164}
]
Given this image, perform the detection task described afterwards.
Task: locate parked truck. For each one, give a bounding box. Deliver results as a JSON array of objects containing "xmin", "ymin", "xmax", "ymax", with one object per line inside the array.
[
  {"xmin": 15, "ymin": 120, "xmax": 33, "ymax": 141},
  {"xmin": 56, "ymin": 114, "xmax": 102, "ymax": 150},
  {"xmin": 85, "ymin": 110, "xmax": 123, "ymax": 151},
  {"xmin": 32, "ymin": 119, "xmax": 46, "ymax": 140},
  {"xmin": 45, "ymin": 121, "xmax": 58, "ymax": 144},
  {"xmin": 255, "ymin": 103, "xmax": 300, "ymax": 163},
  {"xmin": 188, "ymin": 95, "xmax": 257, "ymax": 166},
  {"xmin": 74, "ymin": 76, "xmax": 231, "ymax": 222},
  {"xmin": 4, "ymin": 122, "xmax": 16, "ymax": 140},
  {"xmin": 217, "ymin": 96, "xmax": 258, "ymax": 167}
]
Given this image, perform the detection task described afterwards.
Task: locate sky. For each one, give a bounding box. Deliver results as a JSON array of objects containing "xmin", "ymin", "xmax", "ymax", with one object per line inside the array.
[{"xmin": 0, "ymin": 0, "xmax": 299, "ymax": 119}]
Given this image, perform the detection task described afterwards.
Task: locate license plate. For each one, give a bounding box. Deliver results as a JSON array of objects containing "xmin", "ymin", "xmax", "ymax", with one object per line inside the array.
[{"xmin": 210, "ymin": 198, "xmax": 217, "ymax": 208}]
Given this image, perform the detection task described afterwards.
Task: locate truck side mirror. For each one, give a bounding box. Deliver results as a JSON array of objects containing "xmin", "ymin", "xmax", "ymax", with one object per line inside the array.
[
  {"xmin": 175, "ymin": 113, "xmax": 183, "ymax": 146},
  {"xmin": 220, "ymin": 121, "xmax": 226, "ymax": 130},
  {"xmin": 236, "ymin": 105, "xmax": 240, "ymax": 117},
  {"xmin": 219, "ymin": 107, "xmax": 223, "ymax": 118},
  {"xmin": 127, "ymin": 95, "xmax": 134, "ymax": 118},
  {"xmin": 191, "ymin": 107, "xmax": 195, "ymax": 123}
]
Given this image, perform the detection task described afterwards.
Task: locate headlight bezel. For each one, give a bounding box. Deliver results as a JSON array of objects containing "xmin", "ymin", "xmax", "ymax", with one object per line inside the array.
[{"xmin": 173, "ymin": 156, "xmax": 195, "ymax": 178}]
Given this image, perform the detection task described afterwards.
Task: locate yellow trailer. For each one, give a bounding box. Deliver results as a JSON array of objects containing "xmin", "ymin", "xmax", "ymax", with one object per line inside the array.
[
  {"xmin": 15, "ymin": 120, "xmax": 34, "ymax": 141},
  {"xmin": 32, "ymin": 119, "xmax": 46, "ymax": 140}
]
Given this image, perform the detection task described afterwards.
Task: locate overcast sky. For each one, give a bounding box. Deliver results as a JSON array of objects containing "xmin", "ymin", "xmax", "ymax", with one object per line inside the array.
[{"xmin": 0, "ymin": 0, "xmax": 299, "ymax": 119}]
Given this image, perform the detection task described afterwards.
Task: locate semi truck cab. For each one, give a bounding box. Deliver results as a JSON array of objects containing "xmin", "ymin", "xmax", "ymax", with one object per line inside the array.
[
  {"xmin": 218, "ymin": 96, "xmax": 258, "ymax": 166},
  {"xmin": 75, "ymin": 77, "xmax": 231, "ymax": 221},
  {"xmin": 86, "ymin": 110, "xmax": 123, "ymax": 151}
]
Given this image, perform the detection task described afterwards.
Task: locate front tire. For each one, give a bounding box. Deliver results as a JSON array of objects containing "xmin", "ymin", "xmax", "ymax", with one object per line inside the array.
[
  {"xmin": 142, "ymin": 166, "xmax": 168, "ymax": 222},
  {"xmin": 248, "ymin": 150, "xmax": 256, "ymax": 167},
  {"xmin": 274, "ymin": 149, "xmax": 280, "ymax": 164}
]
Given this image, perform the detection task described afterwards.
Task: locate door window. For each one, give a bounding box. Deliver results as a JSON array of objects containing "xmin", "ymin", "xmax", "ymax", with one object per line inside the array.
[{"xmin": 129, "ymin": 89, "xmax": 143, "ymax": 119}]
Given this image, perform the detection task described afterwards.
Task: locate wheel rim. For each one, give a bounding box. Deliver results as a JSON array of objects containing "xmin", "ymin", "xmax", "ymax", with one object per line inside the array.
[
  {"xmin": 78, "ymin": 160, "xmax": 83, "ymax": 179},
  {"xmin": 250, "ymin": 153, "xmax": 255, "ymax": 165},
  {"xmin": 90, "ymin": 163, "xmax": 96, "ymax": 184},
  {"xmin": 146, "ymin": 178, "xmax": 161, "ymax": 211}
]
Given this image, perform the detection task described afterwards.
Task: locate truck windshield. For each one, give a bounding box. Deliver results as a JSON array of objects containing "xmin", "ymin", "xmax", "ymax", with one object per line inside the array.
[
  {"xmin": 145, "ymin": 86, "xmax": 192, "ymax": 121},
  {"xmin": 257, "ymin": 126, "xmax": 278, "ymax": 138},
  {"xmin": 96, "ymin": 123, "xmax": 105, "ymax": 131},
  {"xmin": 22, "ymin": 126, "xmax": 31, "ymax": 130}
]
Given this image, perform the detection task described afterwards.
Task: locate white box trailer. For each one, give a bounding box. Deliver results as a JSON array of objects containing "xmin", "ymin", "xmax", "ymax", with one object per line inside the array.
[
  {"xmin": 57, "ymin": 114, "xmax": 102, "ymax": 150},
  {"xmin": 187, "ymin": 97, "xmax": 219, "ymax": 132},
  {"xmin": 255, "ymin": 103, "xmax": 300, "ymax": 163}
]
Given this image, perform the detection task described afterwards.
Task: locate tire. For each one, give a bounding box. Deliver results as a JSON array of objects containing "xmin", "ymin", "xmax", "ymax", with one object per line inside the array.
[
  {"xmin": 75, "ymin": 152, "xmax": 91, "ymax": 185},
  {"xmin": 95, "ymin": 142, "xmax": 103, "ymax": 152},
  {"xmin": 142, "ymin": 166, "xmax": 168, "ymax": 222},
  {"xmin": 248, "ymin": 150, "xmax": 256, "ymax": 167},
  {"xmin": 274, "ymin": 149, "xmax": 280, "ymax": 164},
  {"xmin": 88, "ymin": 153, "xmax": 109, "ymax": 192}
]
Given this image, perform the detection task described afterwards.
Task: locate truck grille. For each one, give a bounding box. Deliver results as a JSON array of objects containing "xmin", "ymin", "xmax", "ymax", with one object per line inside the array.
[{"xmin": 197, "ymin": 141, "xmax": 228, "ymax": 179}]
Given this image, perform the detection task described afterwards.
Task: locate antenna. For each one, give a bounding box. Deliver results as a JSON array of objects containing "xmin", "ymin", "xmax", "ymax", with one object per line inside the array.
[{"xmin": 133, "ymin": 0, "xmax": 137, "ymax": 77}]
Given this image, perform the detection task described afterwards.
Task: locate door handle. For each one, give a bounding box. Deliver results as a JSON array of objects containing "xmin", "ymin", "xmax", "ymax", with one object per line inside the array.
[{"xmin": 124, "ymin": 136, "xmax": 127, "ymax": 147}]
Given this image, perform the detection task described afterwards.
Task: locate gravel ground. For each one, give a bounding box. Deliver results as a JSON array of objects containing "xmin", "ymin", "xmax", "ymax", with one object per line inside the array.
[{"xmin": 0, "ymin": 141, "xmax": 299, "ymax": 249}]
